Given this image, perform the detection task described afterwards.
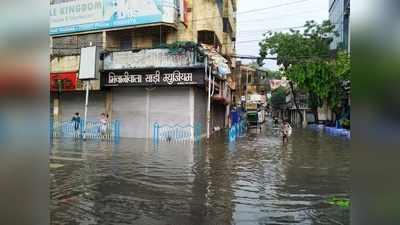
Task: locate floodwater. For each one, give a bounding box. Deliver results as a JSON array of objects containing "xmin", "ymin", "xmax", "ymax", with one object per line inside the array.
[{"xmin": 50, "ymin": 120, "xmax": 350, "ymax": 225}]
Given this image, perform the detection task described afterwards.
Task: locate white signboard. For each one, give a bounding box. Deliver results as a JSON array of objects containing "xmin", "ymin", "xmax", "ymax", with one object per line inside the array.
[
  {"xmin": 104, "ymin": 49, "xmax": 197, "ymax": 69},
  {"xmin": 49, "ymin": 0, "xmax": 178, "ymax": 35},
  {"xmin": 79, "ymin": 46, "xmax": 99, "ymax": 80}
]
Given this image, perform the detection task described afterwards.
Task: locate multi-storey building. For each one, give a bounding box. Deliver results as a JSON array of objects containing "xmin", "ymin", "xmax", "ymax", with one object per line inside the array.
[
  {"xmin": 50, "ymin": 0, "xmax": 237, "ymax": 139},
  {"xmin": 329, "ymin": 0, "xmax": 350, "ymax": 50}
]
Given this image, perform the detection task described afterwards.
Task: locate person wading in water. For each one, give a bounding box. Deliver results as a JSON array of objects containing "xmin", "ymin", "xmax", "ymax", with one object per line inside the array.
[
  {"xmin": 71, "ymin": 112, "xmax": 81, "ymax": 138},
  {"xmin": 281, "ymin": 119, "xmax": 292, "ymax": 143}
]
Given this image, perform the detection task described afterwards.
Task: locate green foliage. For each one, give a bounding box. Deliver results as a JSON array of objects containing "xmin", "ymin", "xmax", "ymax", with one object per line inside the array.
[
  {"xmin": 340, "ymin": 118, "xmax": 350, "ymax": 129},
  {"xmin": 270, "ymin": 87, "xmax": 287, "ymax": 110},
  {"xmin": 160, "ymin": 41, "xmax": 198, "ymax": 54},
  {"xmin": 259, "ymin": 20, "xmax": 350, "ymax": 113},
  {"xmin": 335, "ymin": 50, "xmax": 351, "ymax": 81},
  {"xmin": 327, "ymin": 197, "xmax": 350, "ymax": 209},
  {"xmin": 265, "ymin": 69, "xmax": 282, "ymax": 79}
]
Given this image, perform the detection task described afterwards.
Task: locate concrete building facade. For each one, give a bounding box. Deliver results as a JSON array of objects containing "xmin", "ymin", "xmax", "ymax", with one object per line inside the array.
[
  {"xmin": 50, "ymin": 0, "xmax": 237, "ymax": 139},
  {"xmin": 329, "ymin": 0, "xmax": 350, "ymax": 51}
]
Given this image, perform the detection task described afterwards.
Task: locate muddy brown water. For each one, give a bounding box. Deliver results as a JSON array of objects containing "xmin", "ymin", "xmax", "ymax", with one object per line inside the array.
[{"xmin": 50, "ymin": 121, "xmax": 350, "ymax": 225}]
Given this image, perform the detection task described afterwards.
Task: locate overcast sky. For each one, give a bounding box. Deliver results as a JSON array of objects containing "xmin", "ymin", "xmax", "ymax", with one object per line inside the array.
[{"xmin": 236, "ymin": 0, "xmax": 329, "ymax": 70}]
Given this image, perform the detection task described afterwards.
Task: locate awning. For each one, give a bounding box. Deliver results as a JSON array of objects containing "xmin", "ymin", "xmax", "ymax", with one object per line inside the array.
[{"xmin": 199, "ymin": 44, "xmax": 231, "ymax": 79}]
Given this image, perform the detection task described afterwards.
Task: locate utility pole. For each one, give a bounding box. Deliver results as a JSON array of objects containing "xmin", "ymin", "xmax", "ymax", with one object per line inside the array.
[
  {"xmin": 245, "ymin": 67, "xmax": 249, "ymax": 111},
  {"xmin": 207, "ymin": 61, "xmax": 212, "ymax": 139},
  {"xmin": 83, "ymin": 81, "xmax": 89, "ymax": 140}
]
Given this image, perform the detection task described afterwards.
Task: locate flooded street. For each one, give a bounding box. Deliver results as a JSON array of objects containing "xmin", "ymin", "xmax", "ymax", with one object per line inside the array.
[{"xmin": 50, "ymin": 121, "xmax": 350, "ymax": 225}]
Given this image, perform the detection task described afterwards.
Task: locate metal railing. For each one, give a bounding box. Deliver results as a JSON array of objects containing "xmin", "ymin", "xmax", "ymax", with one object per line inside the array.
[
  {"xmin": 153, "ymin": 122, "xmax": 203, "ymax": 144},
  {"xmin": 308, "ymin": 124, "xmax": 350, "ymax": 139},
  {"xmin": 51, "ymin": 119, "xmax": 120, "ymax": 140}
]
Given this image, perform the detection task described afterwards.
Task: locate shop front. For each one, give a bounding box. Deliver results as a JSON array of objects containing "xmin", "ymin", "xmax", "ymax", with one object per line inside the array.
[
  {"xmin": 50, "ymin": 55, "xmax": 104, "ymax": 122},
  {"xmin": 50, "ymin": 72, "xmax": 104, "ymax": 122},
  {"xmin": 102, "ymin": 67, "xmax": 207, "ymax": 138}
]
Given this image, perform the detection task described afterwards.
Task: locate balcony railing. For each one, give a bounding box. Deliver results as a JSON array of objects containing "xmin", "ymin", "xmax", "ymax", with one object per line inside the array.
[{"xmin": 103, "ymin": 48, "xmax": 202, "ymax": 70}]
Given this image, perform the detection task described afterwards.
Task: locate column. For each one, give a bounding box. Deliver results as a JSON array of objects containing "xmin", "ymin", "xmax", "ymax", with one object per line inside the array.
[
  {"xmin": 303, "ymin": 110, "xmax": 307, "ymax": 128},
  {"xmin": 105, "ymin": 89, "xmax": 113, "ymax": 119}
]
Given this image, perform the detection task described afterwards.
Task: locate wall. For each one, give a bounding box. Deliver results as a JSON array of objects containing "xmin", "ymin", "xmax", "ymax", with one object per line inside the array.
[
  {"xmin": 177, "ymin": 0, "xmax": 224, "ymax": 48},
  {"xmin": 50, "ymin": 55, "xmax": 79, "ymax": 73},
  {"xmin": 51, "ymin": 32, "xmax": 104, "ymax": 55},
  {"xmin": 50, "ymin": 55, "xmax": 101, "ymax": 90},
  {"xmin": 211, "ymin": 103, "xmax": 226, "ymax": 130},
  {"xmin": 59, "ymin": 91, "xmax": 106, "ymax": 121},
  {"xmin": 329, "ymin": 0, "xmax": 344, "ymax": 49},
  {"xmin": 318, "ymin": 101, "xmax": 333, "ymax": 121},
  {"xmin": 222, "ymin": 0, "xmax": 236, "ymax": 56},
  {"xmin": 194, "ymin": 87, "xmax": 207, "ymax": 136}
]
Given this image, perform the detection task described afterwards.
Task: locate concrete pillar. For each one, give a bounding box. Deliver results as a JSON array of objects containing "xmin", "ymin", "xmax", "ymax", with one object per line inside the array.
[
  {"xmin": 102, "ymin": 31, "xmax": 107, "ymax": 49},
  {"xmin": 225, "ymin": 104, "xmax": 230, "ymax": 128},
  {"xmin": 302, "ymin": 110, "xmax": 307, "ymax": 128},
  {"xmin": 53, "ymin": 98, "xmax": 61, "ymax": 122},
  {"xmin": 105, "ymin": 89, "xmax": 112, "ymax": 119},
  {"xmin": 146, "ymin": 89, "xmax": 151, "ymax": 139},
  {"xmin": 190, "ymin": 87, "xmax": 195, "ymax": 139}
]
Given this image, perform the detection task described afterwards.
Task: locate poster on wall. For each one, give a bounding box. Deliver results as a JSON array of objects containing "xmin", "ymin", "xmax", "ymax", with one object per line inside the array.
[{"xmin": 49, "ymin": 0, "xmax": 177, "ymax": 35}]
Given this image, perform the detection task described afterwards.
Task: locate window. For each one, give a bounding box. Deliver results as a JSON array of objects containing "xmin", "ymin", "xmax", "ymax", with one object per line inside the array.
[{"xmin": 120, "ymin": 35, "xmax": 132, "ymax": 50}]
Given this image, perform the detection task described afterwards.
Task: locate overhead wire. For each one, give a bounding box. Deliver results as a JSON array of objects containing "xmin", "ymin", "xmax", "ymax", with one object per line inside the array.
[
  {"xmin": 236, "ymin": 8, "xmax": 327, "ymax": 24},
  {"xmin": 191, "ymin": 0, "xmax": 313, "ymax": 23}
]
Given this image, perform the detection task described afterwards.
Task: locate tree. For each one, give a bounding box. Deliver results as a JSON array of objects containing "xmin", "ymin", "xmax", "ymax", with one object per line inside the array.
[
  {"xmin": 259, "ymin": 20, "xmax": 349, "ymax": 122},
  {"xmin": 264, "ymin": 69, "xmax": 282, "ymax": 79},
  {"xmin": 270, "ymin": 87, "xmax": 287, "ymax": 110}
]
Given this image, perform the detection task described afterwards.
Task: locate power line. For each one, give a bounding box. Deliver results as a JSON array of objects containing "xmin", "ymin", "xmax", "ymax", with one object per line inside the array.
[
  {"xmin": 238, "ymin": 21, "xmax": 342, "ymax": 34},
  {"xmin": 227, "ymin": 53, "xmax": 335, "ymax": 65},
  {"xmin": 236, "ymin": 8, "xmax": 326, "ymax": 24},
  {"xmin": 236, "ymin": 0, "xmax": 311, "ymax": 15},
  {"xmin": 192, "ymin": 0, "xmax": 312, "ymax": 23},
  {"xmin": 238, "ymin": 25, "xmax": 306, "ymax": 34}
]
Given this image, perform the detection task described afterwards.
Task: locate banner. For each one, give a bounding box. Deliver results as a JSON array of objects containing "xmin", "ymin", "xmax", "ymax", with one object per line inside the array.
[
  {"xmin": 102, "ymin": 67, "xmax": 205, "ymax": 87},
  {"xmin": 50, "ymin": 72, "xmax": 78, "ymax": 91},
  {"xmin": 269, "ymin": 79, "xmax": 288, "ymax": 90},
  {"xmin": 50, "ymin": 0, "xmax": 177, "ymax": 35}
]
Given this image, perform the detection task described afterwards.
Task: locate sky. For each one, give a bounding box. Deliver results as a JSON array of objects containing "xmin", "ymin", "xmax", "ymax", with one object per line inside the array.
[{"xmin": 236, "ymin": 0, "xmax": 329, "ymax": 70}]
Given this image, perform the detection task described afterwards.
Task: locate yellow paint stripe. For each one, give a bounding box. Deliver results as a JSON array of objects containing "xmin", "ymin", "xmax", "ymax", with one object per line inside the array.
[
  {"xmin": 50, "ymin": 156, "xmax": 84, "ymax": 162},
  {"xmin": 49, "ymin": 163, "xmax": 64, "ymax": 169}
]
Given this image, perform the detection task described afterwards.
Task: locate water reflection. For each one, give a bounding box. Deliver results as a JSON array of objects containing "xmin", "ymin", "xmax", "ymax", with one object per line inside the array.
[{"xmin": 50, "ymin": 121, "xmax": 350, "ymax": 225}]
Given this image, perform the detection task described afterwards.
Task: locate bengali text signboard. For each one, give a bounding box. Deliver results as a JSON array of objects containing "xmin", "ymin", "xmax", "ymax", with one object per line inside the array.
[
  {"xmin": 102, "ymin": 67, "xmax": 205, "ymax": 87},
  {"xmin": 50, "ymin": 0, "xmax": 177, "ymax": 35}
]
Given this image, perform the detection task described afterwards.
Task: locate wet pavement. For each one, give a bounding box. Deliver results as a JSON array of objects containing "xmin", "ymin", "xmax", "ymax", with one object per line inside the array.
[{"xmin": 50, "ymin": 120, "xmax": 350, "ymax": 225}]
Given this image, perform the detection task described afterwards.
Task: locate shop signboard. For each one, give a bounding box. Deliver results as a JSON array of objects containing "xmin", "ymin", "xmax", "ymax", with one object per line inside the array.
[
  {"xmin": 102, "ymin": 67, "xmax": 205, "ymax": 87},
  {"xmin": 50, "ymin": 0, "xmax": 178, "ymax": 35},
  {"xmin": 79, "ymin": 46, "xmax": 100, "ymax": 80}
]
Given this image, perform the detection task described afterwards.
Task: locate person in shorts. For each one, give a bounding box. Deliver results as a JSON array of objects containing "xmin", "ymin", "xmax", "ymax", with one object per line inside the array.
[{"xmin": 281, "ymin": 120, "xmax": 291, "ymax": 143}]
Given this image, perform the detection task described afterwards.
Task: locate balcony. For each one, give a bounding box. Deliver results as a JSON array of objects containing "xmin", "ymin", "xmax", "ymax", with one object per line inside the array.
[{"xmin": 103, "ymin": 47, "xmax": 203, "ymax": 70}]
